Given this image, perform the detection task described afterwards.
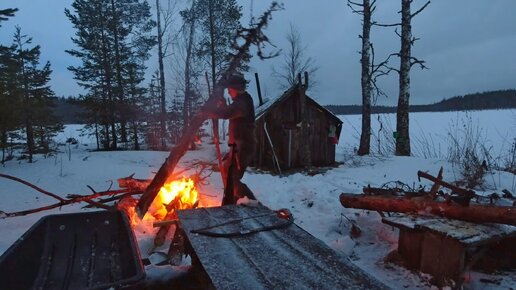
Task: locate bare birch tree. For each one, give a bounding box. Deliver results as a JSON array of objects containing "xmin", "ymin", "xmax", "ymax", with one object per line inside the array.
[
  {"xmin": 378, "ymin": 0, "xmax": 430, "ymax": 156},
  {"xmin": 155, "ymin": 0, "xmax": 178, "ymax": 149},
  {"xmin": 348, "ymin": 0, "xmax": 391, "ymax": 156},
  {"xmin": 273, "ymin": 23, "xmax": 318, "ymax": 90}
]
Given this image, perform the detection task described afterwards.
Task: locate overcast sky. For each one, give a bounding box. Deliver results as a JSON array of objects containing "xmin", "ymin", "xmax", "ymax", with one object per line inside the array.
[{"xmin": 1, "ymin": 0, "xmax": 515, "ymax": 105}]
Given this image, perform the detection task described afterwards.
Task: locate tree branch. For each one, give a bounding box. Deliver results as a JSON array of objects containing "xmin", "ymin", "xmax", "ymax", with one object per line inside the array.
[
  {"xmin": 0, "ymin": 173, "xmax": 65, "ymax": 201},
  {"xmin": 374, "ymin": 22, "xmax": 401, "ymax": 27},
  {"xmin": 0, "ymin": 187, "xmax": 131, "ymax": 218},
  {"xmin": 411, "ymin": 0, "xmax": 431, "ymax": 19},
  {"xmin": 0, "ymin": 173, "xmax": 136, "ymax": 218},
  {"xmin": 410, "ymin": 56, "xmax": 428, "ymax": 69},
  {"xmin": 347, "ymin": 0, "xmax": 365, "ymax": 15}
]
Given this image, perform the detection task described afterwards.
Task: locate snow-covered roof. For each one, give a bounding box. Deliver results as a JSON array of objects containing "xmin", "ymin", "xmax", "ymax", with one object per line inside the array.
[
  {"xmin": 254, "ymin": 85, "xmax": 342, "ymax": 125},
  {"xmin": 254, "ymin": 86, "xmax": 297, "ymax": 120}
]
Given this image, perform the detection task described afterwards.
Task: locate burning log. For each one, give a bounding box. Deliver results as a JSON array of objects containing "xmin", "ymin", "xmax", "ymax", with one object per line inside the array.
[
  {"xmin": 153, "ymin": 213, "xmax": 176, "ymax": 248},
  {"xmin": 339, "ymin": 193, "xmax": 516, "ymax": 226},
  {"xmin": 117, "ymin": 171, "xmax": 189, "ymax": 192},
  {"xmin": 152, "ymin": 219, "xmax": 178, "ymax": 228},
  {"xmin": 136, "ymin": 2, "xmax": 282, "ymax": 218},
  {"xmin": 153, "ymin": 196, "xmax": 182, "ymax": 248}
]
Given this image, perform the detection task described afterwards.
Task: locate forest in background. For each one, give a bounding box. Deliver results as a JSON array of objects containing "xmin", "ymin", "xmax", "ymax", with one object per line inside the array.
[
  {"xmin": 53, "ymin": 89, "xmax": 516, "ymax": 124},
  {"xmin": 326, "ymin": 89, "xmax": 516, "ymax": 115}
]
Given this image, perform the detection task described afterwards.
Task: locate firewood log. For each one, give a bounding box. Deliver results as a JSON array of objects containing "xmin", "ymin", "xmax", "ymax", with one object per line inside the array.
[{"xmin": 340, "ymin": 193, "xmax": 516, "ymax": 226}]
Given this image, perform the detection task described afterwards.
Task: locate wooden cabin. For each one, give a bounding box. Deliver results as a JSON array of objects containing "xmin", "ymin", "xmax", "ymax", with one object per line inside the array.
[{"xmin": 252, "ymin": 83, "xmax": 343, "ymax": 171}]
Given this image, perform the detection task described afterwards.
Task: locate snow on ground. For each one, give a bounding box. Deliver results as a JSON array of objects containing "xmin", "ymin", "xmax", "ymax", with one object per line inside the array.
[{"xmin": 0, "ymin": 109, "xmax": 515, "ymax": 289}]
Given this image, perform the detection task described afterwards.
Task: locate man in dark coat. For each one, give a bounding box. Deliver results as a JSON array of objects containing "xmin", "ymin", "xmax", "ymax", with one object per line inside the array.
[{"xmin": 203, "ymin": 74, "xmax": 257, "ymax": 203}]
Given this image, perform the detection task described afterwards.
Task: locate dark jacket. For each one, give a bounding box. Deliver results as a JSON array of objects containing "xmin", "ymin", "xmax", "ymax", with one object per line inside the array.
[{"xmin": 208, "ymin": 92, "xmax": 256, "ymax": 148}]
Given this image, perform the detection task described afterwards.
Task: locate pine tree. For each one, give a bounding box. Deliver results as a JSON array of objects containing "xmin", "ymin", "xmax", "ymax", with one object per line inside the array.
[
  {"xmin": 66, "ymin": 0, "xmax": 156, "ymax": 150},
  {"xmin": 0, "ymin": 8, "xmax": 18, "ymax": 26},
  {"xmin": 0, "ymin": 8, "xmax": 18, "ymax": 163},
  {"xmin": 0, "ymin": 44, "xmax": 20, "ymax": 163},
  {"xmin": 187, "ymin": 0, "xmax": 245, "ymax": 87},
  {"xmin": 11, "ymin": 26, "xmax": 57, "ymax": 162}
]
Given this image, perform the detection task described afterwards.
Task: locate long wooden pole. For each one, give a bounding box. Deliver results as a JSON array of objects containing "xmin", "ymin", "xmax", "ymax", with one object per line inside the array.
[
  {"xmin": 340, "ymin": 193, "xmax": 516, "ymax": 226},
  {"xmin": 205, "ymin": 71, "xmax": 226, "ymax": 187},
  {"xmin": 136, "ymin": 3, "xmax": 281, "ymax": 218}
]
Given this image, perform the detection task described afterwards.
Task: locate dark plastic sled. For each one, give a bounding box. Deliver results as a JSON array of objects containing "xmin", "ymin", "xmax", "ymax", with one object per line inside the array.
[{"xmin": 0, "ymin": 210, "xmax": 145, "ymax": 290}]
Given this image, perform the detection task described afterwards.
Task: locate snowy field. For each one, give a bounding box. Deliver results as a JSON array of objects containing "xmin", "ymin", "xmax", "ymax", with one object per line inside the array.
[{"xmin": 0, "ymin": 109, "xmax": 515, "ymax": 289}]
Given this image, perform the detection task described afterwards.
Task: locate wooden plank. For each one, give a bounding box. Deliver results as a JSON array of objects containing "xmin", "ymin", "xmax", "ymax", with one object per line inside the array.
[
  {"xmin": 382, "ymin": 214, "xmax": 440, "ymax": 230},
  {"xmin": 178, "ymin": 205, "xmax": 386, "ymax": 290},
  {"xmin": 415, "ymin": 218, "xmax": 516, "ymax": 246},
  {"xmin": 420, "ymin": 231, "xmax": 465, "ymax": 287},
  {"xmin": 383, "ymin": 214, "xmax": 516, "ymax": 246},
  {"xmin": 398, "ymin": 230, "xmax": 424, "ymax": 269}
]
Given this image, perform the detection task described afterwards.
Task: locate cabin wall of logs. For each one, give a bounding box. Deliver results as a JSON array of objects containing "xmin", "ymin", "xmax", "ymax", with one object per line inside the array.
[{"xmin": 252, "ymin": 84, "xmax": 343, "ymax": 171}]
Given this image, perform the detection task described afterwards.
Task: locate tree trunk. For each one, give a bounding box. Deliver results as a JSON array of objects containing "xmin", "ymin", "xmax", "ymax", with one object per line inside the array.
[
  {"xmin": 358, "ymin": 0, "xmax": 372, "ymax": 156},
  {"xmin": 110, "ymin": 0, "xmax": 127, "ymax": 144},
  {"xmin": 94, "ymin": 120, "xmax": 100, "ymax": 150},
  {"xmin": 133, "ymin": 121, "xmax": 140, "ymax": 150},
  {"xmin": 1, "ymin": 130, "xmax": 6, "ymax": 164},
  {"xmin": 18, "ymin": 38, "xmax": 33, "ymax": 163},
  {"xmin": 340, "ymin": 193, "xmax": 516, "ymax": 226},
  {"xmin": 104, "ymin": 124, "xmax": 110, "ymax": 150},
  {"xmin": 208, "ymin": 0, "xmax": 216, "ymax": 89},
  {"xmin": 156, "ymin": 0, "xmax": 167, "ymax": 149},
  {"xmin": 99, "ymin": 4, "xmax": 116, "ymax": 150},
  {"xmin": 396, "ymin": 0, "xmax": 411, "ymax": 156},
  {"xmin": 183, "ymin": 10, "xmax": 195, "ymax": 134}
]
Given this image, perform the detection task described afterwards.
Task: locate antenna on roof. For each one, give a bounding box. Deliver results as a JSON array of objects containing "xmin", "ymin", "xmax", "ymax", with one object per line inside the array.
[
  {"xmin": 255, "ymin": 73, "xmax": 264, "ymax": 106},
  {"xmin": 250, "ymin": 0, "xmax": 255, "ymax": 25}
]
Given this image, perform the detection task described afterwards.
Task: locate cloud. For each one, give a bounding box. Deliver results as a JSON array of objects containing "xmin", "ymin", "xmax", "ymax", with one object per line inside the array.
[{"xmin": 1, "ymin": 0, "xmax": 514, "ymax": 105}]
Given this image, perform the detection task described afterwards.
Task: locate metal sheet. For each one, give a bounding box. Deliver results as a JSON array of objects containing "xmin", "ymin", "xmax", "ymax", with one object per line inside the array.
[{"xmin": 178, "ymin": 205, "xmax": 386, "ymax": 290}]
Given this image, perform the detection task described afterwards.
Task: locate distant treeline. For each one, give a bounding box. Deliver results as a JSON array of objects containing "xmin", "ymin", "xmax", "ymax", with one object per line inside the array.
[
  {"xmin": 325, "ymin": 89, "xmax": 516, "ymax": 115},
  {"xmin": 55, "ymin": 89, "xmax": 516, "ymax": 124}
]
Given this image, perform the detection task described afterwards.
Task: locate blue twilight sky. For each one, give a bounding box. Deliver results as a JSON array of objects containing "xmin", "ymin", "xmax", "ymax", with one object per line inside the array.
[{"xmin": 1, "ymin": 0, "xmax": 515, "ymax": 105}]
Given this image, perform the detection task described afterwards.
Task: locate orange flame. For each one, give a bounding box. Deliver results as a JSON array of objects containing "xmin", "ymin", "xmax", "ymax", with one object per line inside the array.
[
  {"xmin": 118, "ymin": 177, "xmax": 199, "ymax": 228},
  {"xmin": 148, "ymin": 177, "xmax": 199, "ymax": 220}
]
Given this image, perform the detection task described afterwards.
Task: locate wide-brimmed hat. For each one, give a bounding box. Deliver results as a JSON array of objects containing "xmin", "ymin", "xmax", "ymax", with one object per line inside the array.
[{"xmin": 223, "ymin": 74, "xmax": 248, "ymax": 89}]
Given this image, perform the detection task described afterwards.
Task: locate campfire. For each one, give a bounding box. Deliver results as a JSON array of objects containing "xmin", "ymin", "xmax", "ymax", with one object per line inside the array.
[
  {"xmin": 149, "ymin": 177, "xmax": 199, "ymax": 220},
  {"xmin": 119, "ymin": 177, "xmax": 200, "ymax": 228}
]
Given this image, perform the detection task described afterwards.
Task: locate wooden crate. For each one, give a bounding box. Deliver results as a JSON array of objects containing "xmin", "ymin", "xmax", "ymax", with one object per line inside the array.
[{"xmin": 383, "ymin": 214, "xmax": 516, "ymax": 286}]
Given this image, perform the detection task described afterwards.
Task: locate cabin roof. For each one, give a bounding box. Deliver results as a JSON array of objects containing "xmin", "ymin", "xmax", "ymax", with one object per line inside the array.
[{"xmin": 255, "ymin": 84, "xmax": 342, "ymax": 125}]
